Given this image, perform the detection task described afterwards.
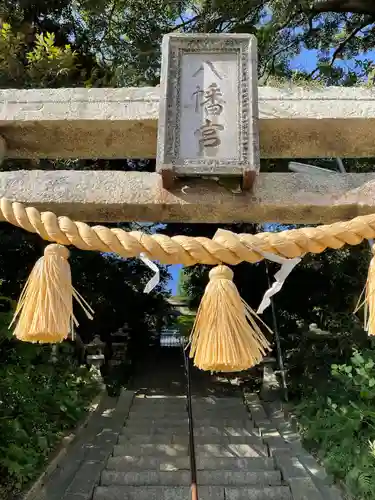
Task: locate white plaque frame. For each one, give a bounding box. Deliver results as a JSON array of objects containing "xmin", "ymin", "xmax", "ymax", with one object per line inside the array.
[{"xmin": 156, "ymin": 33, "xmax": 259, "ymax": 189}]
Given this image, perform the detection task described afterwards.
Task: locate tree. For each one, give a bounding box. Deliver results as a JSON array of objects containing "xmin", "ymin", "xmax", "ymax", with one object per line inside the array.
[
  {"xmin": 2, "ymin": 0, "xmax": 374, "ymax": 89},
  {"xmin": 312, "ymin": 0, "xmax": 375, "ymax": 16},
  {"xmin": 0, "ymin": 16, "xmax": 172, "ymax": 349}
]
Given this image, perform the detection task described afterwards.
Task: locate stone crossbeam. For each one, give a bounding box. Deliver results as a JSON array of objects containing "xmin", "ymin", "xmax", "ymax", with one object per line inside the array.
[
  {"xmin": 2, "ymin": 170, "xmax": 375, "ymax": 224},
  {"xmin": 0, "ymin": 87, "xmax": 375, "ymax": 159}
]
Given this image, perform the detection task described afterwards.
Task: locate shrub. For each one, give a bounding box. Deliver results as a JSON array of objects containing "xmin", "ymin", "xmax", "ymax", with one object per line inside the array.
[
  {"xmin": 0, "ymin": 330, "xmax": 99, "ymax": 497},
  {"xmin": 297, "ymin": 346, "xmax": 375, "ymax": 499}
]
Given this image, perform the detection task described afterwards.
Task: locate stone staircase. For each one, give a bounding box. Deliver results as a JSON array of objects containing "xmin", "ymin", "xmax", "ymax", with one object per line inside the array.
[
  {"xmin": 21, "ymin": 331, "xmax": 348, "ymax": 500},
  {"xmin": 93, "ymin": 393, "xmax": 338, "ymax": 500},
  {"xmin": 30, "ymin": 390, "xmax": 344, "ymax": 500}
]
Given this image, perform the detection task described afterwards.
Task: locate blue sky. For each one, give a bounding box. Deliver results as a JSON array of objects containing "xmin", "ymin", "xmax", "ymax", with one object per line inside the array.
[
  {"xmin": 169, "ymin": 264, "xmax": 183, "ymax": 295},
  {"xmin": 290, "ymin": 50, "xmax": 317, "ymax": 72}
]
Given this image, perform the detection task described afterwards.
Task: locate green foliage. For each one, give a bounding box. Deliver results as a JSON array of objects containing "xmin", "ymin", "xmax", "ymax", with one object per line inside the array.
[
  {"xmin": 175, "ymin": 314, "xmax": 196, "ymax": 338},
  {"xmin": 26, "ymin": 31, "xmax": 76, "ymax": 84},
  {"xmin": 284, "ymin": 320, "xmax": 368, "ymax": 398},
  {"xmin": 0, "ymin": 289, "xmax": 99, "ymax": 497},
  {"xmin": 297, "ymin": 347, "xmax": 375, "ymax": 499},
  {"xmin": 0, "ymin": 0, "xmax": 374, "ymax": 89},
  {"xmin": 0, "ymin": 336, "xmax": 99, "ymax": 497},
  {"xmin": 176, "ymin": 268, "xmax": 190, "ymax": 301},
  {"xmin": 0, "ymin": 22, "xmax": 77, "ymax": 87},
  {"xmin": 0, "ymin": 292, "xmax": 16, "ymax": 345}
]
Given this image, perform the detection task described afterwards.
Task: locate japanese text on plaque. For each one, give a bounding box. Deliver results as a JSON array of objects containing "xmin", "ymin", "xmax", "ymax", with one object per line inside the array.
[{"xmin": 193, "ymin": 80, "xmax": 225, "ymax": 155}]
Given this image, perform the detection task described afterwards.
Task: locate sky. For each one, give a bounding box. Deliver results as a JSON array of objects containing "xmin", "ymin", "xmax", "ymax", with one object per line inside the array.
[{"xmin": 169, "ymin": 264, "xmax": 183, "ymax": 295}]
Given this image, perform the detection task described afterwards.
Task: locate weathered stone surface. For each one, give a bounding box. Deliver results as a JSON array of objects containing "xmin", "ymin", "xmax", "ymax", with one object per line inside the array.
[
  {"xmin": 32, "ymin": 392, "xmax": 341, "ymax": 500},
  {"xmin": 1, "ymin": 87, "xmax": 375, "ymax": 159},
  {"xmin": 121, "ymin": 425, "xmax": 257, "ymax": 438},
  {"xmin": 252, "ymin": 420, "xmax": 278, "ymax": 437},
  {"xmin": 4, "ymin": 170, "xmax": 375, "ymax": 224},
  {"xmin": 288, "ymin": 477, "xmax": 324, "ymax": 500},
  {"xmin": 243, "ymin": 393, "xmax": 261, "ymax": 404},
  {"xmin": 224, "ymin": 486, "xmax": 292, "ymax": 500},
  {"xmin": 297, "ymin": 453, "xmax": 333, "ymax": 485},
  {"xmin": 277, "ymin": 422, "xmax": 301, "ymax": 443},
  {"xmin": 265, "ymin": 437, "xmax": 304, "ymax": 456},
  {"xmin": 118, "ymin": 434, "xmax": 262, "ymax": 445},
  {"xmin": 157, "ymin": 34, "xmax": 259, "ymax": 179},
  {"xmin": 94, "ymin": 486, "xmax": 225, "ymax": 500},
  {"xmin": 124, "ymin": 418, "xmax": 253, "ymax": 427},
  {"xmin": 94, "ymin": 486, "xmax": 294, "ymax": 500},
  {"xmin": 127, "ymin": 407, "xmax": 248, "ymax": 416},
  {"xmin": 275, "ymin": 455, "xmax": 310, "ymax": 481},
  {"xmin": 320, "ymin": 485, "xmax": 344, "ymax": 500},
  {"xmin": 134, "ymin": 396, "xmax": 238, "ymax": 404},
  {"xmin": 131, "ymin": 400, "xmax": 244, "ymax": 409},
  {"xmin": 49, "ymin": 391, "xmax": 134, "ymax": 500},
  {"xmin": 101, "ymin": 469, "xmax": 282, "ymax": 486},
  {"xmin": 126, "ymin": 412, "xmax": 249, "ymax": 422},
  {"xmin": 62, "ymin": 461, "xmax": 104, "ymax": 500},
  {"xmin": 261, "ymin": 428, "xmax": 283, "ymax": 439},
  {"xmin": 197, "ymin": 456, "xmax": 275, "ymax": 472},
  {"xmin": 106, "ymin": 456, "xmax": 275, "ymax": 472},
  {"xmin": 113, "ymin": 442, "xmax": 268, "ymax": 458},
  {"xmin": 262, "ymin": 400, "xmax": 284, "ymax": 418},
  {"xmin": 248, "ymin": 404, "xmax": 268, "ymax": 421}
]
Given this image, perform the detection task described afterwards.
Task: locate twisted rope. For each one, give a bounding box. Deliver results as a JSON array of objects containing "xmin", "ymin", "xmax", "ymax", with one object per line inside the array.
[{"xmin": 1, "ymin": 198, "xmax": 375, "ymax": 265}]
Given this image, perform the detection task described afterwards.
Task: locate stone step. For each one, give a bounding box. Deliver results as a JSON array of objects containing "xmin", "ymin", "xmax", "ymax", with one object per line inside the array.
[
  {"xmin": 130, "ymin": 403, "xmax": 246, "ymax": 411},
  {"xmin": 112, "ymin": 443, "xmax": 268, "ymax": 458},
  {"xmin": 132, "ymin": 397, "xmax": 241, "ymax": 401},
  {"xmin": 133, "ymin": 396, "xmax": 187, "ymax": 400},
  {"xmin": 133, "ymin": 397, "xmax": 242, "ymax": 404},
  {"xmin": 101, "ymin": 470, "xmax": 282, "ymax": 486},
  {"xmin": 129, "ymin": 410, "xmax": 248, "ymax": 416},
  {"xmin": 121, "ymin": 425, "xmax": 256, "ymax": 437},
  {"xmin": 130, "ymin": 399, "xmax": 245, "ymax": 408},
  {"xmin": 130, "ymin": 401, "xmax": 246, "ymax": 408},
  {"xmin": 225, "ymin": 487, "xmax": 292, "ymax": 500},
  {"xmin": 128, "ymin": 405, "xmax": 246, "ymax": 411},
  {"xmin": 126, "ymin": 410, "xmax": 249, "ymax": 419},
  {"xmin": 124, "ymin": 419, "xmax": 253, "ymax": 428},
  {"xmin": 106, "ymin": 456, "xmax": 275, "ymax": 471},
  {"xmin": 94, "ymin": 486, "xmax": 292, "ymax": 500},
  {"xmin": 118, "ymin": 434, "xmax": 262, "ymax": 445}
]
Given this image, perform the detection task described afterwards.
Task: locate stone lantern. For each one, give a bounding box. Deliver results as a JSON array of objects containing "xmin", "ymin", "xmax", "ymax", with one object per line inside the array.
[{"xmin": 85, "ymin": 334, "xmax": 105, "ymax": 369}]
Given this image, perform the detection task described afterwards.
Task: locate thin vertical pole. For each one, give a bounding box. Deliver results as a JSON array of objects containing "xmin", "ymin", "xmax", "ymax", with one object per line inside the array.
[
  {"xmin": 264, "ymin": 260, "xmax": 289, "ymax": 402},
  {"xmin": 181, "ymin": 339, "xmax": 198, "ymax": 500}
]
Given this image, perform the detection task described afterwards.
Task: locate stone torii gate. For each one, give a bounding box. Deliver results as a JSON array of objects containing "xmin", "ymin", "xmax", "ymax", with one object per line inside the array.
[
  {"xmin": 2, "ymin": 35, "xmax": 375, "ymax": 500},
  {"xmin": 0, "ymin": 32, "xmax": 375, "ymax": 226}
]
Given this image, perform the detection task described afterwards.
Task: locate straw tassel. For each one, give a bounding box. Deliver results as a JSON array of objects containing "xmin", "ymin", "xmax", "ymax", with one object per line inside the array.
[
  {"xmin": 10, "ymin": 244, "xmax": 93, "ymax": 343},
  {"xmin": 356, "ymin": 244, "xmax": 375, "ymax": 336},
  {"xmin": 188, "ymin": 265, "xmax": 272, "ymax": 372}
]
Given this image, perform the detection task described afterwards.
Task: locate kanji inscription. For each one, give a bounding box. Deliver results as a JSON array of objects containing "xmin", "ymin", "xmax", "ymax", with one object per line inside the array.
[
  {"xmin": 194, "ymin": 82, "xmax": 225, "ymax": 154},
  {"xmin": 157, "ymin": 33, "xmax": 259, "ymax": 185}
]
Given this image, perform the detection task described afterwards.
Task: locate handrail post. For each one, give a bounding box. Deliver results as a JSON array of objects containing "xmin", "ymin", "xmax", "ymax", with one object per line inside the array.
[{"xmin": 181, "ymin": 338, "xmax": 198, "ymax": 500}]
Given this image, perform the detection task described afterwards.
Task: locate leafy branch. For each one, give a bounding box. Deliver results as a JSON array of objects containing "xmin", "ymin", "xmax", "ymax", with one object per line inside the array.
[
  {"xmin": 330, "ymin": 16, "xmax": 373, "ymax": 66},
  {"xmin": 312, "ymin": 0, "xmax": 375, "ymax": 16}
]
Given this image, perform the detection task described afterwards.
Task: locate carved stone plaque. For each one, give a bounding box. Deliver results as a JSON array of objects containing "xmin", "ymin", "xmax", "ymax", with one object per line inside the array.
[{"xmin": 156, "ymin": 33, "xmax": 259, "ymax": 189}]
